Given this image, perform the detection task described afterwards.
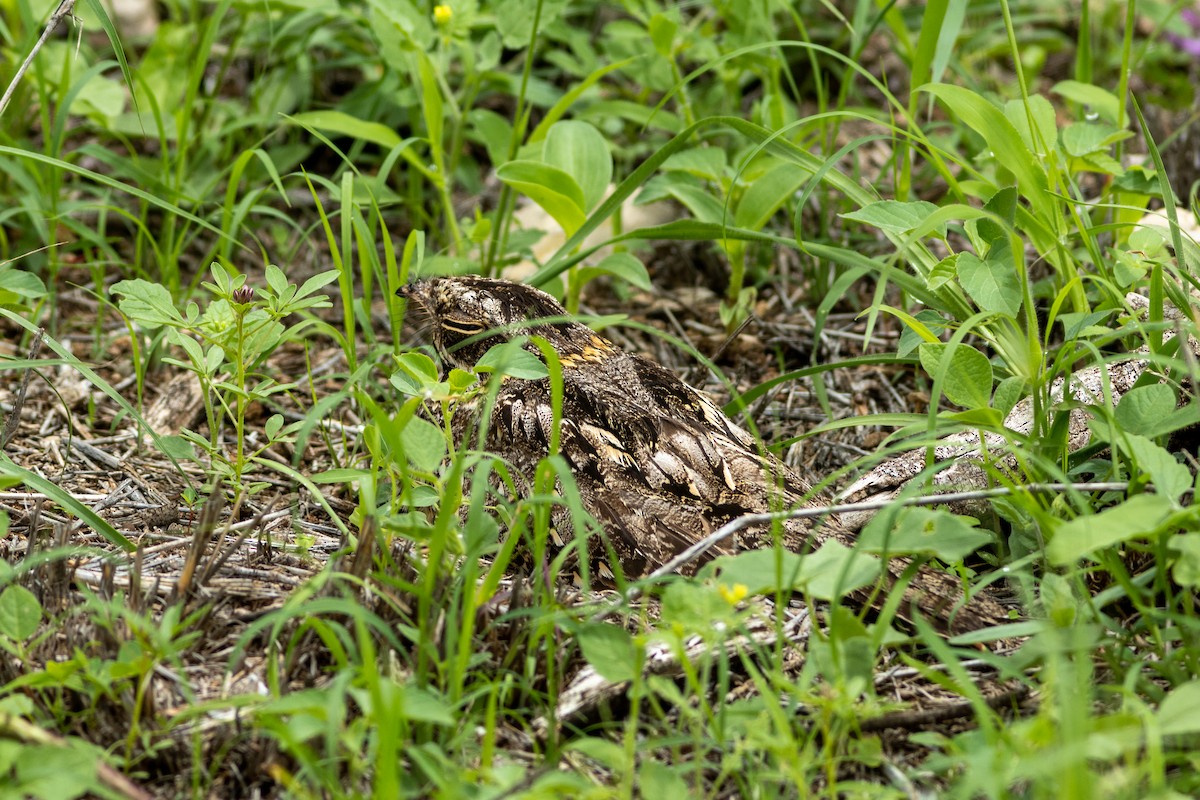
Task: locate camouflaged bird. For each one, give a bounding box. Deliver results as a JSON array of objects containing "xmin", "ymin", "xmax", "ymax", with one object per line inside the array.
[{"xmin": 399, "ymin": 276, "xmax": 1008, "ymax": 635}]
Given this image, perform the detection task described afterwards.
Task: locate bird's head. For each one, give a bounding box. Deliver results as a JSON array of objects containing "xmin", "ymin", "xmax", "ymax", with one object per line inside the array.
[{"xmin": 399, "ymin": 276, "xmax": 601, "ymax": 370}]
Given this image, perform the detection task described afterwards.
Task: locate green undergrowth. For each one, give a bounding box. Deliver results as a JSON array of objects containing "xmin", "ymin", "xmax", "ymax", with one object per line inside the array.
[{"xmin": 3, "ymin": 0, "xmax": 1200, "ymax": 796}]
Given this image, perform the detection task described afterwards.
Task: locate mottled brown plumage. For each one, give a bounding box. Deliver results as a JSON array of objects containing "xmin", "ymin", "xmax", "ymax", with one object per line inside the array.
[{"xmin": 399, "ymin": 276, "xmax": 1007, "ymax": 634}]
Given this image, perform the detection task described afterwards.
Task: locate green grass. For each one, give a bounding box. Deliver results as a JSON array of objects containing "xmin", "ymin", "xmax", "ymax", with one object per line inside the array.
[{"xmin": 3, "ymin": 0, "xmax": 1200, "ymax": 796}]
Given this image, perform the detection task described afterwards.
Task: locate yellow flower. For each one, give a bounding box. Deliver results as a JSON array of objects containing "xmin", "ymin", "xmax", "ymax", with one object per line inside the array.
[
  {"xmin": 433, "ymin": 4, "xmax": 452, "ymax": 25},
  {"xmin": 718, "ymin": 583, "xmax": 748, "ymax": 605}
]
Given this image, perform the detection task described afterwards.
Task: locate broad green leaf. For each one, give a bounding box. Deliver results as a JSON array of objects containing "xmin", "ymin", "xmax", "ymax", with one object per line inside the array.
[
  {"xmin": 1120, "ymin": 434, "xmax": 1192, "ymax": 502},
  {"xmin": 857, "ymin": 508, "xmax": 991, "ymax": 562},
  {"xmin": 496, "ymin": 160, "xmax": 586, "ymax": 237},
  {"xmin": 1168, "ymin": 534, "xmax": 1200, "ymax": 589},
  {"xmin": 1051, "ymin": 80, "xmax": 1122, "ymax": 125},
  {"xmin": 543, "ymin": 120, "xmax": 613, "ymax": 212},
  {"xmin": 734, "ymin": 161, "xmax": 809, "ymax": 231},
  {"xmin": 1039, "ymin": 572, "xmax": 1079, "ymax": 627},
  {"xmin": 0, "ymin": 585, "xmax": 42, "ymax": 641},
  {"xmin": 400, "ymin": 415, "xmax": 447, "ymax": 473},
  {"xmin": 365, "ymin": 0, "xmax": 434, "ymax": 50},
  {"xmin": 1115, "ymin": 384, "xmax": 1177, "ymax": 437},
  {"xmin": 801, "ymin": 541, "xmax": 881, "ymax": 600},
  {"xmin": 1157, "ymin": 680, "xmax": 1200, "ymax": 736},
  {"xmin": 17, "ymin": 743, "xmax": 101, "ymax": 800},
  {"xmin": 0, "ymin": 267, "xmax": 47, "ymax": 301},
  {"xmin": 841, "ymin": 200, "xmax": 942, "ymax": 236},
  {"xmin": 973, "ymin": 186, "xmax": 1018, "ymax": 246},
  {"xmin": 1004, "ymin": 94, "xmax": 1057, "ymax": 157},
  {"xmin": 927, "ymin": 254, "xmax": 959, "ymax": 291},
  {"xmin": 713, "ymin": 549, "xmax": 803, "ymax": 595},
  {"xmin": 566, "ymin": 737, "xmax": 629, "ymax": 772},
  {"xmin": 715, "ymin": 541, "xmax": 878, "ymax": 601},
  {"xmin": 638, "ymin": 762, "xmax": 689, "ymax": 796},
  {"xmin": 919, "ymin": 342, "xmax": 993, "ymax": 410},
  {"xmin": 1046, "ymin": 493, "xmax": 1174, "ymax": 565},
  {"xmin": 958, "ymin": 238, "xmax": 1022, "ymax": 318},
  {"xmin": 394, "ymin": 352, "xmax": 434, "ymax": 384},
  {"xmin": 897, "ymin": 309, "xmax": 948, "ymax": 357},
  {"xmin": 647, "ymin": 12, "xmax": 677, "ymax": 56},
  {"xmin": 922, "ymin": 84, "xmax": 1049, "ymax": 210},
  {"xmin": 574, "ymin": 623, "xmax": 637, "ymax": 683},
  {"xmin": 496, "ymin": 0, "xmax": 568, "ymax": 48},
  {"xmin": 1062, "ymin": 121, "xmax": 1124, "ymax": 157},
  {"xmin": 466, "ymin": 108, "xmax": 513, "ymax": 168},
  {"xmin": 158, "ymin": 434, "xmax": 197, "ymax": 461},
  {"xmin": 993, "ymin": 375, "xmax": 1026, "ymax": 417},
  {"xmin": 1058, "ymin": 309, "xmax": 1114, "ymax": 339},
  {"xmin": 476, "ymin": 341, "xmax": 548, "ymax": 380},
  {"xmin": 640, "ymin": 175, "xmax": 726, "ymax": 223},
  {"xmin": 398, "ymin": 685, "xmax": 454, "ymax": 725},
  {"xmin": 662, "ymin": 146, "xmax": 727, "ymax": 181},
  {"xmin": 111, "ymin": 279, "xmax": 185, "ymax": 328},
  {"xmin": 288, "ymin": 110, "xmax": 403, "ymax": 150},
  {"xmin": 576, "ymin": 253, "xmax": 652, "ymax": 293}
]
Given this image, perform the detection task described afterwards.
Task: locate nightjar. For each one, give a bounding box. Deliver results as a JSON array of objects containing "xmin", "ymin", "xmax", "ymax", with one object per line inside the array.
[{"xmin": 399, "ymin": 276, "xmax": 1007, "ymax": 635}]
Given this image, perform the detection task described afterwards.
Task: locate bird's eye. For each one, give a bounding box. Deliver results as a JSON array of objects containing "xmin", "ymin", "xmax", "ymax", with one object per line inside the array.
[{"xmin": 441, "ymin": 317, "xmax": 487, "ymax": 335}]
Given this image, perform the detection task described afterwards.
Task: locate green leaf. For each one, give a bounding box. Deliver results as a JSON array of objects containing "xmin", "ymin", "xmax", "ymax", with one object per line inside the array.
[
  {"xmin": 639, "ymin": 762, "xmax": 689, "ymax": 796},
  {"xmin": 1058, "ymin": 309, "xmax": 1114, "ymax": 339},
  {"xmin": 1119, "ymin": 434, "xmax": 1192, "ymax": 502},
  {"xmin": 157, "ymin": 435, "xmax": 197, "ymax": 461},
  {"xmin": 574, "ymin": 623, "xmax": 638, "ymax": 683},
  {"xmin": 993, "ymin": 375, "xmax": 1026, "ymax": 418},
  {"xmin": 1062, "ymin": 121, "xmax": 1123, "ymax": 157},
  {"xmin": 0, "ymin": 585, "xmax": 42, "ymax": 642},
  {"xmin": 1046, "ymin": 494, "xmax": 1175, "ymax": 565},
  {"xmin": 1168, "ymin": 534, "xmax": 1200, "ymax": 589},
  {"xmin": 801, "ymin": 541, "xmax": 881, "ymax": 600},
  {"xmin": 365, "ymin": 0, "xmax": 434, "ymax": 50},
  {"xmin": 660, "ymin": 581, "xmax": 729, "ymax": 629},
  {"xmin": 1157, "ymin": 680, "xmax": 1200, "ymax": 736},
  {"xmin": 0, "ymin": 267, "xmax": 47, "ymax": 303},
  {"xmin": 476, "ymin": 341, "xmax": 549, "ymax": 380},
  {"xmin": 857, "ymin": 508, "xmax": 991, "ymax": 562},
  {"xmin": 398, "ymin": 685, "xmax": 454, "ymax": 725},
  {"xmin": 641, "ymin": 175, "xmax": 726, "ymax": 223},
  {"xmin": 576, "ymin": 253, "xmax": 652, "ymax": 293},
  {"xmin": 734, "ymin": 161, "xmax": 809, "ymax": 231},
  {"xmin": 927, "ymin": 253, "xmax": 958, "ymax": 291},
  {"xmin": 715, "ymin": 541, "xmax": 878, "ymax": 601},
  {"xmin": 647, "ymin": 12, "xmax": 677, "ymax": 57},
  {"xmin": 957, "ymin": 238, "xmax": 1022, "ymax": 318},
  {"xmin": 919, "ymin": 342, "xmax": 993, "ymax": 410},
  {"xmin": 1052, "ymin": 80, "xmax": 1122, "ymax": 125},
  {"xmin": 111, "ymin": 279, "xmax": 185, "ymax": 329},
  {"xmin": 922, "ymin": 84, "xmax": 1049, "ymax": 210},
  {"xmin": 288, "ymin": 110, "xmax": 404, "ymax": 150},
  {"xmin": 467, "ymin": 108, "xmax": 513, "ymax": 168},
  {"xmin": 17, "ymin": 743, "xmax": 101, "ymax": 800},
  {"xmin": 400, "ymin": 415, "xmax": 447, "ymax": 473},
  {"xmin": 495, "ymin": 0, "xmax": 568, "ymax": 48},
  {"xmin": 842, "ymin": 200, "xmax": 942, "ymax": 236},
  {"xmin": 496, "ymin": 160, "xmax": 586, "ymax": 237},
  {"xmin": 662, "ymin": 146, "xmax": 726, "ymax": 181},
  {"xmin": 1115, "ymin": 384, "xmax": 1177, "ymax": 437},
  {"xmin": 392, "ymin": 352, "xmax": 442, "ymax": 395},
  {"xmin": 1004, "ymin": 94, "xmax": 1057, "ymax": 157},
  {"xmin": 543, "ymin": 120, "xmax": 613, "ymax": 213}
]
